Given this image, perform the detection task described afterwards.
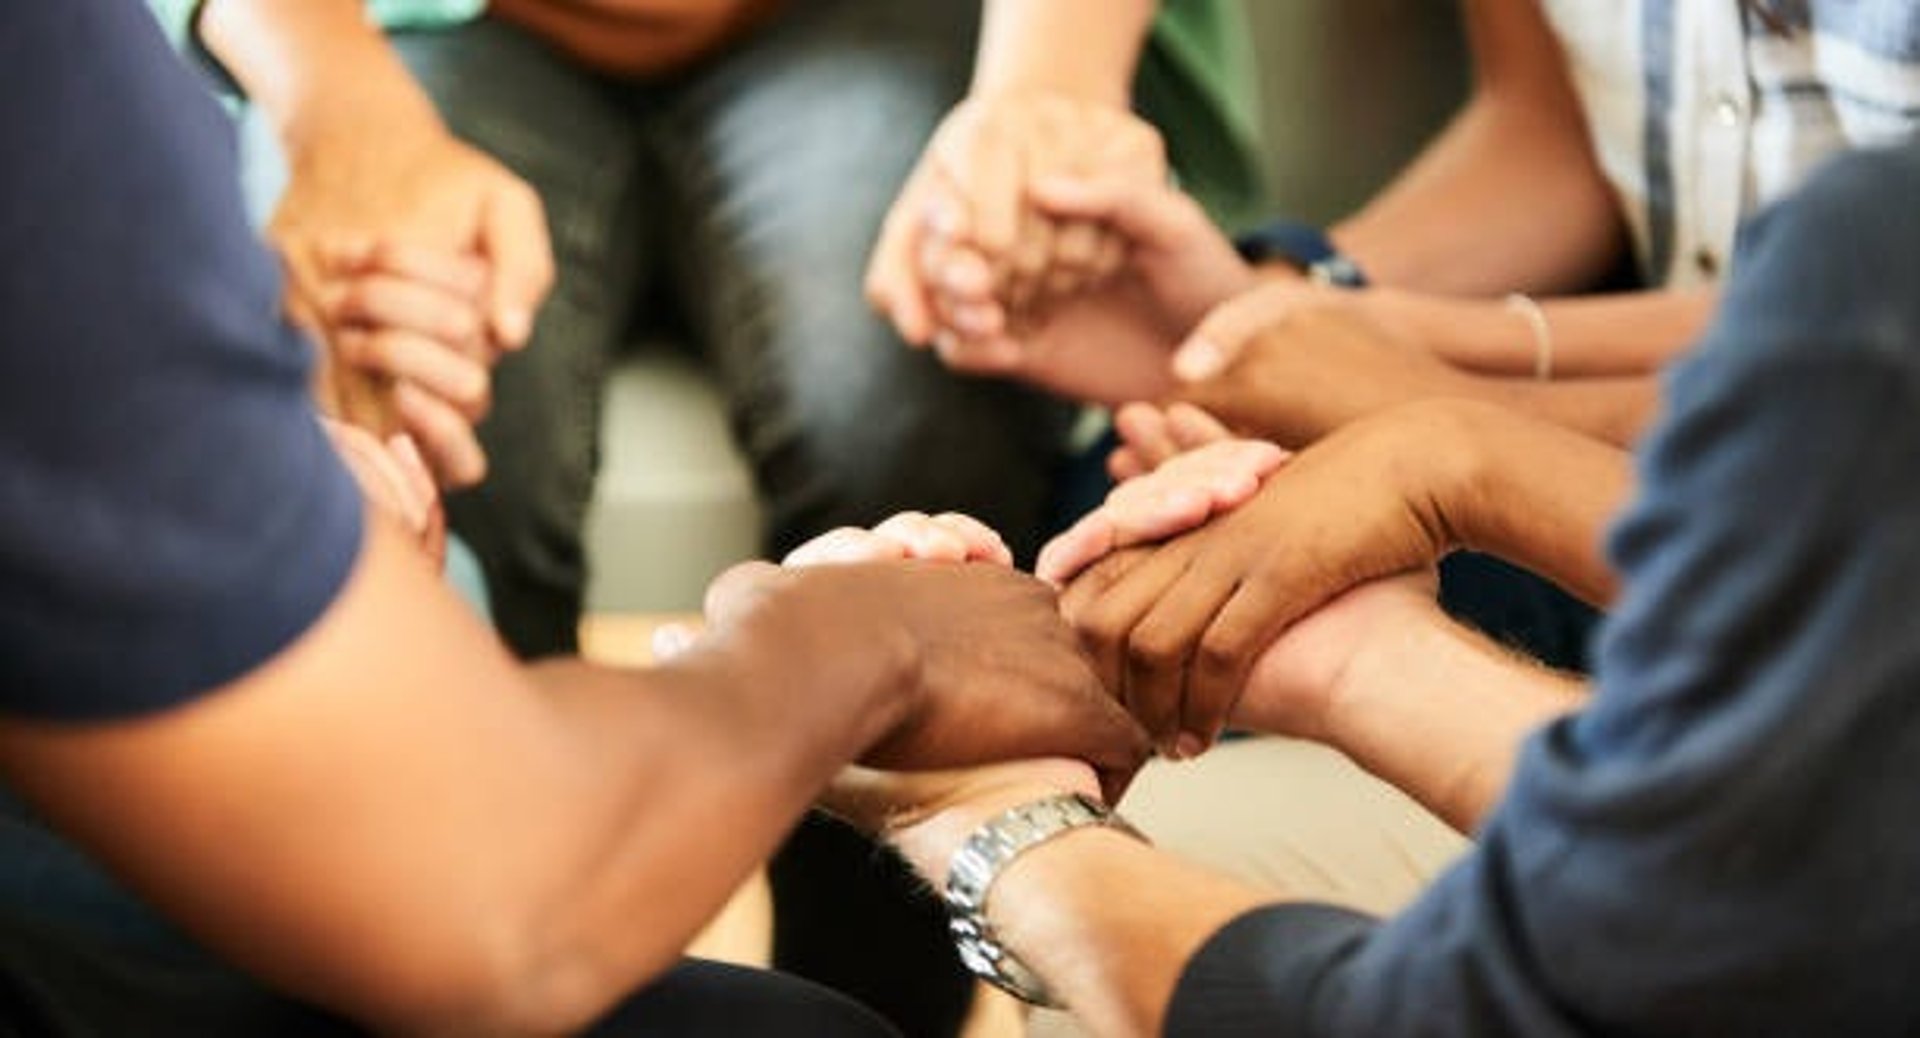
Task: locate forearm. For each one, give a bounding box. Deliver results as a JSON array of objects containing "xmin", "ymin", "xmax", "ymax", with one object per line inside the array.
[
  {"xmin": 1322, "ymin": 612, "xmax": 1586, "ymax": 832},
  {"xmin": 899, "ymin": 794, "xmax": 1270, "ymax": 1037},
  {"xmin": 1436, "ymin": 399, "xmax": 1632, "ymax": 604},
  {"xmin": 0, "ymin": 521, "xmax": 905, "ymax": 1035},
  {"xmin": 1331, "ymin": 0, "xmax": 1623, "ymax": 295},
  {"xmin": 1474, "ymin": 372, "xmax": 1660, "ymax": 449},
  {"xmin": 970, "ymin": 0, "xmax": 1155, "ymax": 106},
  {"xmin": 200, "ymin": 0, "xmax": 442, "ymax": 149},
  {"xmin": 1375, "ymin": 288, "xmax": 1719, "ymax": 378}
]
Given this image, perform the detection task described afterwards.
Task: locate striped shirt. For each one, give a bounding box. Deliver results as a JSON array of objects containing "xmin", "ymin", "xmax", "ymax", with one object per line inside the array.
[{"xmin": 1541, "ymin": 0, "xmax": 1920, "ymax": 287}]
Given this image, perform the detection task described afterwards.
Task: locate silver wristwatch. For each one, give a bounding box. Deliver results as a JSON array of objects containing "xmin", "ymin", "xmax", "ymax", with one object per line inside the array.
[{"xmin": 943, "ymin": 792, "xmax": 1145, "ymax": 1007}]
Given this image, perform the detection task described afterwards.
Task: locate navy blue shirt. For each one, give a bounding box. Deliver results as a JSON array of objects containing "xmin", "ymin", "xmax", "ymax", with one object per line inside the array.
[
  {"xmin": 1171, "ymin": 144, "xmax": 1920, "ymax": 1035},
  {"xmin": 0, "ymin": 1, "xmax": 362, "ymax": 719}
]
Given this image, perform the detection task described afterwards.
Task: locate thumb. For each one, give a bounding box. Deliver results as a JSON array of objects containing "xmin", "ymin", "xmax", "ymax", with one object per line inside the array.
[
  {"xmin": 702, "ymin": 560, "xmax": 784, "ymax": 628},
  {"xmin": 1172, "ymin": 288, "xmax": 1284, "ymax": 382},
  {"xmin": 480, "ymin": 180, "xmax": 554, "ymax": 350}
]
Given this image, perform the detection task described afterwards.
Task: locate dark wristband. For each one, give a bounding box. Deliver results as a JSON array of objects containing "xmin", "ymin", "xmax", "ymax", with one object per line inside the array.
[{"xmin": 1234, "ymin": 220, "xmax": 1369, "ymax": 288}]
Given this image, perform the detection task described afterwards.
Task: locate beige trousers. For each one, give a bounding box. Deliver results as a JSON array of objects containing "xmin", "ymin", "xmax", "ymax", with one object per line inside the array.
[{"xmin": 1027, "ymin": 736, "xmax": 1469, "ymax": 1037}]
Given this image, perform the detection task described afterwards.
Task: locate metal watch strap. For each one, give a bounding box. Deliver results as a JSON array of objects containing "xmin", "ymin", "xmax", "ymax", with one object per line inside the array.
[{"xmin": 943, "ymin": 792, "xmax": 1145, "ymax": 1007}]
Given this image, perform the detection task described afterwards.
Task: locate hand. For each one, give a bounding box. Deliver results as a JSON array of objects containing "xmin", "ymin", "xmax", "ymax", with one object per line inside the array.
[
  {"xmin": 824, "ymin": 758, "xmax": 1101, "ymax": 885},
  {"xmin": 913, "ymin": 176, "xmax": 1256, "ymax": 405},
  {"xmin": 1105, "ymin": 401, "xmax": 1237, "ymax": 482},
  {"xmin": 1035, "ymin": 436, "xmax": 1287, "ymax": 587},
  {"xmin": 273, "ymin": 112, "xmax": 553, "ymax": 357},
  {"xmin": 651, "ymin": 511, "xmax": 1014, "ymax": 659},
  {"xmin": 699, "ymin": 559, "xmax": 1150, "ymax": 794},
  {"xmin": 1169, "ymin": 282, "xmax": 1470, "ymax": 448},
  {"xmin": 306, "ymin": 240, "xmax": 501, "ymax": 487},
  {"xmin": 867, "ymin": 93, "xmax": 1166, "ymax": 352},
  {"xmin": 1056, "ymin": 401, "xmax": 1482, "ymax": 755},
  {"xmin": 321, "ymin": 418, "xmax": 447, "ymax": 568}
]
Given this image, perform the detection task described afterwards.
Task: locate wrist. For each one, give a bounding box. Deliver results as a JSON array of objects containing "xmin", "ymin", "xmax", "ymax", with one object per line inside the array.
[
  {"xmin": 202, "ymin": 0, "xmax": 443, "ymax": 155},
  {"xmin": 969, "ymin": 0, "xmax": 1150, "ymax": 108},
  {"xmin": 888, "ymin": 778, "xmax": 1097, "ymax": 885}
]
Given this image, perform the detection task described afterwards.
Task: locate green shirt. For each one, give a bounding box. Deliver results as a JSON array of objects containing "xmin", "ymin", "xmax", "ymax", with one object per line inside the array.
[{"xmin": 151, "ymin": 0, "xmax": 1263, "ymax": 227}]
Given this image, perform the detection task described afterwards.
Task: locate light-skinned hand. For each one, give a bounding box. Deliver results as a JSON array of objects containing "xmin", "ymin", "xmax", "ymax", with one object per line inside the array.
[
  {"xmin": 1035, "ymin": 436, "xmax": 1287, "ymax": 588},
  {"xmin": 321, "ymin": 418, "xmax": 447, "ymax": 568},
  {"xmin": 867, "ymin": 93, "xmax": 1166, "ymax": 356}
]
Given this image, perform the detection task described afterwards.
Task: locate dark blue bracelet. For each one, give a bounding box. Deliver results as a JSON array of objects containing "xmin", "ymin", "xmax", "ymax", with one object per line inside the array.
[{"xmin": 1233, "ymin": 220, "xmax": 1369, "ymax": 288}]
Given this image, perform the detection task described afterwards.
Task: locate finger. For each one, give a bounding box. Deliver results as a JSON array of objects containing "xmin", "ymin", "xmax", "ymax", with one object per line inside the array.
[
  {"xmin": 650, "ymin": 622, "xmax": 701, "ymax": 662},
  {"xmin": 1113, "ymin": 402, "xmax": 1180, "ymax": 470},
  {"xmin": 1061, "ymin": 547, "xmax": 1193, "ymax": 719},
  {"xmin": 1003, "ymin": 206, "xmax": 1055, "ymax": 310},
  {"xmin": 1174, "ymin": 283, "xmax": 1302, "ymax": 383},
  {"xmin": 1148, "ymin": 439, "xmax": 1288, "ymax": 512},
  {"xmin": 1184, "ymin": 578, "xmax": 1296, "ymax": 751},
  {"xmin": 386, "ymin": 432, "xmax": 440, "ymax": 527},
  {"xmin": 392, "ymin": 380, "xmax": 488, "ymax": 488},
  {"xmin": 481, "ymin": 179, "xmax": 555, "ymax": 350},
  {"xmin": 337, "ymin": 240, "xmax": 490, "ymax": 303},
  {"xmin": 332, "ymin": 423, "xmax": 426, "ymax": 533},
  {"xmin": 783, "ymin": 527, "xmax": 910, "ymax": 567},
  {"xmin": 1098, "ymin": 479, "xmax": 1216, "ymax": 547},
  {"xmin": 1106, "ymin": 446, "xmax": 1149, "ymax": 483},
  {"xmin": 387, "ymin": 433, "xmax": 448, "ymax": 562},
  {"xmin": 932, "ymin": 328, "xmax": 1023, "ymax": 375},
  {"xmin": 1035, "ymin": 511, "xmax": 1118, "ymax": 587},
  {"xmin": 1165, "ymin": 402, "xmax": 1237, "ymax": 450},
  {"xmin": 1028, "ymin": 175, "xmax": 1206, "ymax": 254},
  {"xmin": 873, "ymin": 512, "xmax": 972, "ymax": 563},
  {"xmin": 1127, "ymin": 557, "xmax": 1242, "ymax": 755},
  {"xmin": 703, "ymin": 560, "xmax": 784, "ymax": 628},
  {"xmin": 927, "ymin": 512, "xmax": 1015, "ymax": 565},
  {"xmin": 1090, "ymin": 230, "xmax": 1128, "ymax": 284},
  {"xmin": 328, "ymin": 275, "xmax": 487, "ymax": 353},
  {"xmin": 868, "ymin": 178, "xmax": 945, "ymax": 346},
  {"xmin": 1041, "ymin": 218, "xmax": 1106, "ymax": 299},
  {"xmin": 957, "ymin": 128, "xmax": 1024, "ymax": 258},
  {"xmin": 337, "ymin": 329, "xmax": 491, "ymax": 421},
  {"xmin": 929, "ymin": 238, "xmax": 1000, "ymax": 305}
]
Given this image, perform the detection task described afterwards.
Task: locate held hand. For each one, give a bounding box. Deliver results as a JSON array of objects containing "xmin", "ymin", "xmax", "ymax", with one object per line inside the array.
[
  {"xmin": 913, "ymin": 176, "xmax": 1254, "ymax": 405},
  {"xmin": 652, "ymin": 511, "xmax": 1014, "ymax": 661},
  {"xmin": 1170, "ymin": 283, "xmax": 1467, "ymax": 448},
  {"xmin": 867, "ymin": 93, "xmax": 1165, "ymax": 352},
  {"xmin": 321, "ymin": 418, "xmax": 447, "ymax": 568},
  {"xmin": 1036, "ymin": 437, "xmax": 1288, "ymax": 587},
  {"xmin": 308, "ymin": 241, "xmax": 500, "ymax": 487},
  {"xmin": 1105, "ymin": 401, "xmax": 1237, "ymax": 483},
  {"xmin": 274, "ymin": 115, "xmax": 553, "ymax": 355},
  {"xmin": 1056, "ymin": 403, "xmax": 1478, "ymax": 756},
  {"xmin": 701, "ymin": 559, "xmax": 1150, "ymax": 793}
]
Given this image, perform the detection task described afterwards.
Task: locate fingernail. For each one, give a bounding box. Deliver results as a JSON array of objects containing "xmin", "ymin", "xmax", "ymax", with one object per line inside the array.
[
  {"xmin": 1173, "ymin": 338, "xmax": 1227, "ymax": 382},
  {"xmin": 1173, "ymin": 733, "xmax": 1208, "ymax": 760},
  {"xmin": 496, "ymin": 308, "xmax": 534, "ymax": 347},
  {"xmin": 651, "ymin": 624, "xmax": 697, "ymax": 662}
]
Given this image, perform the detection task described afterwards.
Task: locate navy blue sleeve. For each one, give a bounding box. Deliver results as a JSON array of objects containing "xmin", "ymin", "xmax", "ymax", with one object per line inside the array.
[
  {"xmin": 1168, "ymin": 143, "xmax": 1920, "ymax": 1036},
  {"xmin": 0, "ymin": 1, "xmax": 363, "ymax": 719}
]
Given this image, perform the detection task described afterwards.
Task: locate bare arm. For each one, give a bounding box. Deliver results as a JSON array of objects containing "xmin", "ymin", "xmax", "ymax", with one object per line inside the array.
[
  {"xmin": 0, "ymin": 519, "xmax": 904, "ymax": 1034},
  {"xmin": 1331, "ymin": 0, "xmax": 1624, "ymax": 295},
  {"xmin": 1247, "ymin": 600, "xmax": 1587, "ymax": 833},
  {"xmin": 0, "ymin": 517, "xmax": 1143, "ymax": 1035},
  {"xmin": 200, "ymin": 0, "xmax": 441, "ymax": 154},
  {"xmin": 971, "ymin": 0, "xmax": 1155, "ymax": 105},
  {"xmin": 1373, "ymin": 287, "xmax": 1720, "ymax": 378}
]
